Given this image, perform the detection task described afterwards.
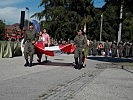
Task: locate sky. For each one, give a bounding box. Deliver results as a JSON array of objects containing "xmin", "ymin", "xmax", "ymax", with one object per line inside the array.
[{"xmin": 0, "ymin": 0, "xmax": 105, "ymax": 25}]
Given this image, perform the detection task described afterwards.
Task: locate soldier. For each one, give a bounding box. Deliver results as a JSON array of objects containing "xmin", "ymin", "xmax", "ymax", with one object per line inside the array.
[
  {"xmin": 104, "ymin": 39, "xmax": 110, "ymax": 57},
  {"xmin": 92, "ymin": 38, "xmax": 98, "ymax": 56},
  {"xmin": 124, "ymin": 42, "xmax": 130, "ymax": 58},
  {"xmin": 74, "ymin": 30, "xmax": 87, "ymax": 69},
  {"xmin": 118, "ymin": 41, "xmax": 124, "ymax": 58},
  {"xmin": 130, "ymin": 42, "xmax": 133, "ymax": 57},
  {"xmin": 22, "ymin": 23, "xmax": 38, "ymax": 67},
  {"xmin": 111, "ymin": 41, "xmax": 117, "ymax": 57}
]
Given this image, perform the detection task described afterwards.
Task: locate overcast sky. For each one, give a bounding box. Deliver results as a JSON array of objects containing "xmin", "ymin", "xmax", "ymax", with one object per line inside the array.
[{"xmin": 0, "ymin": 0, "xmax": 105, "ymax": 25}]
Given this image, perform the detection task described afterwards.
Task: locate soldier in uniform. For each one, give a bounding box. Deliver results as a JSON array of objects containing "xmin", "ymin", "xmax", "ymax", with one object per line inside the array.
[
  {"xmin": 118, "ymin": 41, "xmax": 124, "ymax": 58},
  {"xmin": 104, "ymin": 39, "xmax": 110, "ymax": 57},
  {"xmin": 92, "ymin": 38, "xmax": 98, "ymax": 56},
  {"xmin": 74, "ymin": 30, "xmax": 87, "ymax": 69},
  {"xmin": 130, "ymin": 42, "xmax": 133, "ymax": 57},
  {"xmin": 124, "ymin": 42, "xmax": 130, "ymax": 58},
  {"xmin": 111, "ymin": 41, "xmax": 117, "ymax": 57},
  {"xmin": 22, "ymin": 23, "xmax": 38, "ymax": 67}
]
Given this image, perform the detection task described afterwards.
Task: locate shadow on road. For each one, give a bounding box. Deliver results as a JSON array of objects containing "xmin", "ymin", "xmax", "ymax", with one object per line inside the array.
[
  {"xmin": 87, "ymin": 56, "xmax": 133, "ymax": 63},
  {"xmin": 33, "ymin": 60, "xmax": 73, "ymax": 67},
  {"xmin": 123, "ymin": 69, "xmax": 133, "ymax": 74}
]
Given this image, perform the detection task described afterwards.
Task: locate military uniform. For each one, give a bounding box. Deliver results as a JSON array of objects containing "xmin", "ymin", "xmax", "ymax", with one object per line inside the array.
[
  {"xmin": 130, "ymin": 43, "xmax": 133, "ymax": 57},
  {"xmin": 23, "ymin": 29, "xmax": 38, "ymax": 67},
  {"xmin": 111, "ymin": 41, "xmax": 117, "ymax": 57},
  {"xmin": 124, "ymin": 42, "xmax": 130, "ymax": 58},
  {"xmin": 104, "ymin": 40, "xmax": 110, "ymax": 57},
  {"xmin": 74, "ymin": 34, "xmax": 86, "ymax": 69},
  {"xmin": 92, "ymin": 39, "xmax": 98, "ymax": 56},
  {"xmin": 118, "ymin": 42, "xmax": 123, "ymax": 57}
]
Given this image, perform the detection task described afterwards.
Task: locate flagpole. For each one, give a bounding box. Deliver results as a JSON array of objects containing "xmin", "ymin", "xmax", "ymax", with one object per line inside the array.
[{"xmin": 100, "ymin": 13, "xmax": 103, "ymax": 42}]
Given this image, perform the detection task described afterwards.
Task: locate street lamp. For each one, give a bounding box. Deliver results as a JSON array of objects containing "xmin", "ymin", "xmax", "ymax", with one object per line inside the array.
[
  {"xmin": 25, "ymin": 7, "xmax": 29, "ymax": 28},
  {"xmin": 100, "ymin": 13, "xmax": 103, "ymax": 42},
  {"xmin": 117, "ymin": 4, "xmax": 123, "ymax": 45}
]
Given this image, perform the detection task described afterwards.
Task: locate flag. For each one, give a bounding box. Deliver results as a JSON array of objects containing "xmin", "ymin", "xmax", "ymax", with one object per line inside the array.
[
  {"xmin": 35, "ymin": 42, "xmax": 75, "ymax": 56},
  {"xmin": 32, "ymin": 20, "xmax": 40, "ymax": 33},
  {"xmin": 26, "ymin": 7, "xmax": 29, "ymax": 10}
]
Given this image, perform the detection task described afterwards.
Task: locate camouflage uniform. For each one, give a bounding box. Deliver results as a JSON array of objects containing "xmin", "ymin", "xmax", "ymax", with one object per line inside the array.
[
  {"xmin": 104, "ymin": 40, "xmax": 110, "ymax": 57},
  {"xmin": 130, "ymin": 43, "xmax": 133, "ymax": 57},
  {"xmin": 23, "ymin": 29, "xmax": 38, "ymax": 67},
  {"xmin": 118, "ymin": 41, "xmax": 124, "ymax": 57},
  {"xmin": 74, "ymin": 34, "xmax": 86, "ymax": 69},
  {"xmin": 92, "ymin": 39, "xmax": 98, "ymax": 56},
  {"xmin": 124, "ymin": 42, "xmax": 130, "ymax": 58},
  {"xmin": 111, "ymin": 41, "xmax": 117, "ymax": 57}
]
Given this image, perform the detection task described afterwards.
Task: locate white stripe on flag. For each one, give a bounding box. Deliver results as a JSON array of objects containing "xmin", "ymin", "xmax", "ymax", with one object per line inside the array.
[
  {"xmin": 44, "ymin": 46, "xmax": 60, "ymax": 51},
  {"xmin": 44, "ymin": 46, "xmax": 63, "ymax": 56}
]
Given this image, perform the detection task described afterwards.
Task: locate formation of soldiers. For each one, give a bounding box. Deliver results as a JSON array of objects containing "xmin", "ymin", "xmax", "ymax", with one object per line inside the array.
[
  {"xmin": 89, "ymin": 40, "xmax": 133, "ymax": 58},
  {"xmin": 111, "ymin": 41, "xmax": 133, "ymax": 58}
]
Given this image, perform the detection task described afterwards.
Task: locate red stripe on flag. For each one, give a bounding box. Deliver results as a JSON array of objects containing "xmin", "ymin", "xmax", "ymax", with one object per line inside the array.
[
  {"xmin": 59, "ymin": 44, "xmax": 75, "ymax": 53},
  {"xmin": 35, "ymin": 42, "xmax": 55, "ymax": 56}
]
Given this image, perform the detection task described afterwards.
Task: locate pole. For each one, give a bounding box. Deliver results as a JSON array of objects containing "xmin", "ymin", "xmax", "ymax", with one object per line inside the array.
[
  {"xmin": 27, "ymin": 9, "xmax": 29, "ymax": 28},
  {"xmin": 100, "ymin": 13, "xmax": 103, "ymax": 42},
  {"xmin": 26, "ymin": 7, "xmax": 29, "ymax": 28},
  {"xmin": 117, "ymin": 4, "xmax": 123, "ymax": 45}
]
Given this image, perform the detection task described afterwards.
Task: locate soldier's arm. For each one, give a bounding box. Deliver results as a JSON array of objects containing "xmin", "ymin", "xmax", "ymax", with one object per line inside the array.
[
  {"xmin": 23, "ymin": 33, "xmax": 27, "ymax": 45},
  {"xmin": 35, "ymin": 32, "xmax": 39, "ymax": 42}
]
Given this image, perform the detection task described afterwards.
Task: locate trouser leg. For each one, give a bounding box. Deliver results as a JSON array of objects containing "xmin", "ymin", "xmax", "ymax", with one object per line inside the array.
[
  {"xmin": 28, "ymin": 44, "xmax": 35, "ymax": 61},
  {"xmin": 24, "ymin": 43, "xmax": 29, "ymax": 60},
  {"xmin": 29, "ymin": 44, "xmax": 35, "ymax": 67},
  {"xmin": 24, "ymin": 43, "xmax": 29, "ymax": 66},
  {"xmin": 37, "ymin": 53, "xmax": 42, "ymax": 62},
  {"xmin": 45, "ymin": 44, "xmax": 48, "ymax": 62},
  {"xmin": 79, "ymin": 50, "xmax": 83, "ymax": 68},
  {"xmin": 74, "ymin": 49, "xmax": 79, "ymax": 68}
]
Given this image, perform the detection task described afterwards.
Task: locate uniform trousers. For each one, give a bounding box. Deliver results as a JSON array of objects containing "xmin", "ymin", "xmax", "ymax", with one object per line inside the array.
[
  {"xmin": 24, "ymin": 42, "xmax": 35, "ymax": 62},
  {"xmin": 74, "ymin": 48, "xmax": 83, "ymax": 66}
]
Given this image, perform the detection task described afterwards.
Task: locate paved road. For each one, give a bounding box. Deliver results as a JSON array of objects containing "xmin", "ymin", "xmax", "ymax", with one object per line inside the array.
[
  {"xmin": 0, "ymin": 54, "xmax": 133, "ymax": 100},
  {"xmin": 72, "ymin": 68, "xmax": 133, "ymax": 100}
]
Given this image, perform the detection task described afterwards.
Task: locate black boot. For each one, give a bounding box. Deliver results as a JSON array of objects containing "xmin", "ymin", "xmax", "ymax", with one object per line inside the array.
[
  {"xmin": 29, "ymin": 61, "xmax": 33, "ymax": 67},
  {"xmin": 78, "ymin": 64, "xmax": 83, "ymax": 70},
  {"xmin": 74, "ymin": 58, "xmax": 78, "ymax": 69},
  {"xmin": 24, "ymin": 59, "xmax": 29, "ymax": 67},
  {"xmin": 74, "ymin": 64, "xmax": 78, "ymax": 69}
]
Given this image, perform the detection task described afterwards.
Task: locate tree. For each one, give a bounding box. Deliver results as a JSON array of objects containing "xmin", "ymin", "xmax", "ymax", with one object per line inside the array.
[
  {"xmin": 103, "ymin": 0, "xmax": 133, "ymax": 42},
  {"xmin": 31, "ymin": 0, "xmax": 133, "ymax": 42},
  {"xmin": 32, "ymin": 0, "xmax": 94, "ymax": 40},
  {"xmin": 0, "ymin": 20, "xmax": 5, "ymax": 40}
]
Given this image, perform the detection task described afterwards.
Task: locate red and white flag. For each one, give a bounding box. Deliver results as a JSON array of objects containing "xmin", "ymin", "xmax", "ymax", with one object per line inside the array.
[{"xmin": 35, "ymin": 42, "xmax": 75, "ymax": 56}]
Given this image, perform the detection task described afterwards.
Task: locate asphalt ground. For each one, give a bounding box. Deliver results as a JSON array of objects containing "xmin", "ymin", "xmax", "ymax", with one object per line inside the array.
[{"xmin": 0, "ymin": 54, "xmax": 133, "ymax": 100}]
